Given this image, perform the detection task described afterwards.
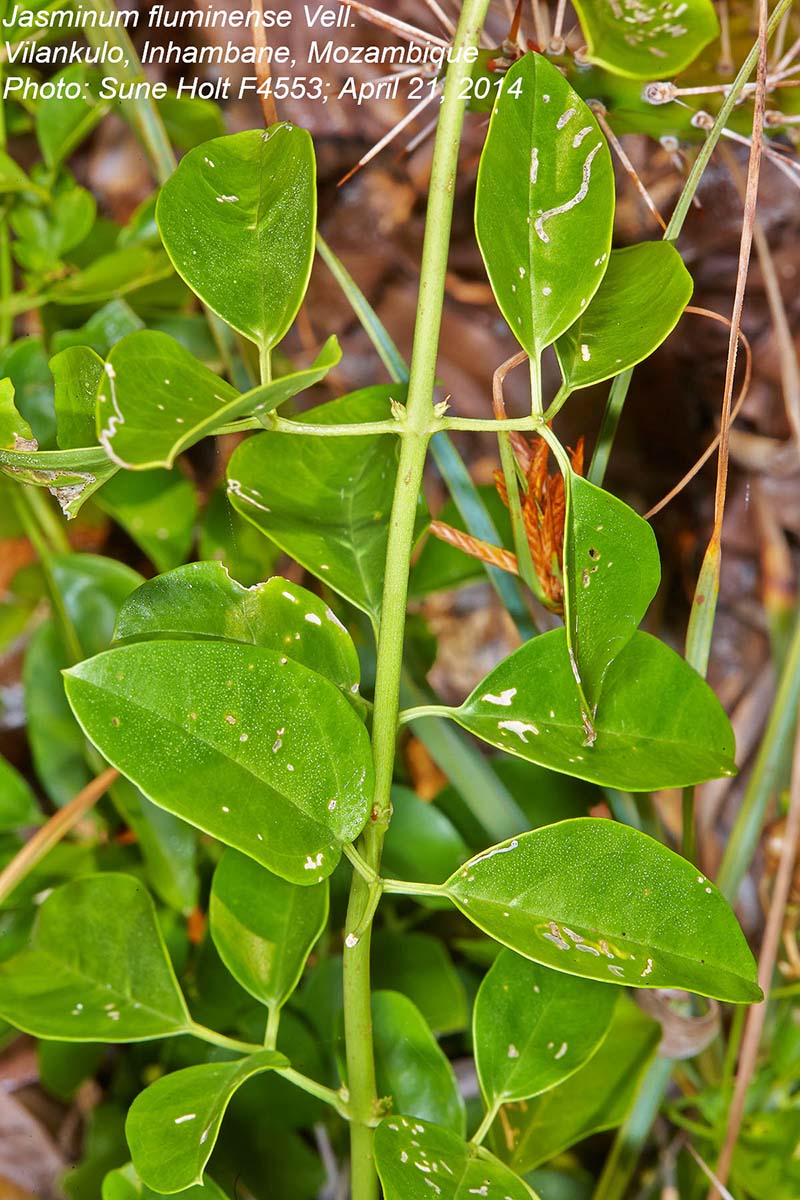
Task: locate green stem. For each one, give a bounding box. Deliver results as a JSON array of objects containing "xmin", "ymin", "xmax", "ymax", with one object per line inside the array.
[
  {"xmin": 189, "ymin": 1024, "xmax": 262, "ymax": 1056},
  {"xmin": 191, "ymin": 1024, "xmax": 350, "ymax": 1117},
  {"xmin": 341, "ymin": 6, "xmax": 491, "ymax": 1195},
  {"xmin": 382, "ymin": 878, "xmax": 448, "ymax": 897},
  {"xmin": 471, "ymin": 1101, "xmax": 501, "ymax": 1147},
  {"xmin": 398, "ymin": 704, "xmax": 452, "ymax": 724},
  {"xmin": 716, "ymin": 605, "xmax": 800, "ymax": 900},
  {"xmin": 264, "ymin": 1004, "xmax": 281, "ymax": 1051}
]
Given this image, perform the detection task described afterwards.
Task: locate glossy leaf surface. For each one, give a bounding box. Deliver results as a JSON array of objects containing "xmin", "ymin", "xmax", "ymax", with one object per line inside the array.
[
  {"xmin": 555, "ymin": 243, "xmax": 692, "ymax": 390},
  {"xmin": 474, "ymin": 949, "xmax": 616, "ymax": 1106},
  {"xmin": 372, "ymin": 992, "xmax": 466, "ymax": 1135},
  {"xmin": 97, "ymin": 330, "xmax": 340, "ymax": 469},
  {"xmin": 157, "ymin": 125, "xmax": 316, "ymax": 351},
  {"xmin": 0, "ymin": 874, "xmax": 190, "ymax": 1040},
  {"xmin": 375, "ymin": 1117, "xmax": 539, "ymax": 1200},
  {"xmin": 499, "ymin": 1000, "xmax": 660, "ymax": 1172},
  {"xmin": 572, "ymin": 0, "xmax": 719, "ymax": 78},
  {"xmin": 103, "ymin": 1163, "xmax": 230, "ymax": 1200},
  {"xmin": 453, "ymin": 628, "xmax": 736, "ymax": 790},
  {"xmin": 563, "ymin": 475, "xmax": 660, "ymax": 705},
  {"xmin": 228, "ymin": 387, "xmax": 419, "ymax": 620},
  {"xmin": 126, "ymin": 1050, "xmax": 287, "ymax": 1193},
  {"xmin": 476, "ymin": 54, "xmax": 614, "ymax": 357},
  {"xmin": 96, "ymin": 331, "xmax": 236, "ymax": 468},
  {"xmin": 210, "ymin": 849, "xmax": 328, "ymax": 1008},
  {"xmin": 446, "ymin": 818, "xmax": 760, "ymax": 1002},
  {"xmin": 114, "ymin": 563, "xmax": 361, "ymax": 702},
  {"xmin": 64, "ymin": 640, "xmax": 373, "ymax": 884}
]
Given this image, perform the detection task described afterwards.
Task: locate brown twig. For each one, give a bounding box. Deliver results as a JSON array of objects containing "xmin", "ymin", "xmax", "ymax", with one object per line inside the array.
[
  {"xmin": 590, "ymin": 102, "xmax": 667, "ymax": 232},
  {"xmin": 0, "ymin": 768, "xmax": 119, "ymax": 906},
  {"xmin": 709, "ymin": 704, "xmax": 800, "ymax": 1198},
  {"xmin": 644, "ymin": 306, "xmax": 752, "ymax": 520},
  {"xmin": 250, "ymin": 0, "xmax": 278, "ymax": 126}
]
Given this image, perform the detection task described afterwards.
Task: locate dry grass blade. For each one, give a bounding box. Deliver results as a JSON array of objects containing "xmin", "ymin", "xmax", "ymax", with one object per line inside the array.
[
  {"xmin": 250, "ymin": 0, "xmax": 278, "ymax": 125},
  {"xmin": 644, "ymin": 307, "xmax": 752, "ymax": 520},
  {"xmin": 709, "ymin": 702, "xmax": 800, "ymax": 1198},
  {"xmin": 0, "ymin": 767, "xmax": 119, "ymax": 906}
]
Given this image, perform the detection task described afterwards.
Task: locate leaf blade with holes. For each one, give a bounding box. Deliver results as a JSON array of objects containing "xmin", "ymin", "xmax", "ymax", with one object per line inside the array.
[
  {"xmin": 64, "ymin": 641, "xmax": 373, "ymax": 884},
  {"xmin": 96, "ymin": 331, "xmax": 341, "ymax": 470},
  {"xmin": 126, "ymin": 1051, "xmax": 287, "ymax": 1193},
  {"xmin": 474, "ymin": 949, "xmax": 616, "ymax": 1107},
  {"xmin": 571, "ymin": 0, "xmax": 719, "ymax": 78},
  {"xmin": 210, "ymin": 850, "xmax": 328, "ymax": 1009},
  {"xmin": 228, "ymin": 387, "xmax": 425, "ymax": 622},
  {"xmin": 555, "ymin": 243, "xmax": 693, "ymax": 390},
  {"xmin": 374, "ymin": 1117, "xmax": 540, "ymax": 1200},
  {"xmin": 156, "ymin": 125, "xmax": 316, "ymax": 352},
  {"xmin": 0, "ymin": 874, "xmax": 191, "ymax": 1040},
  {"xmin": 114, "ymin": 564, "xmax": 361, "ymax": 703},
  {"xmin": 445, "ymin": 818, "xmax": 760, "ymax": 1003},
  {"xmin": 475, "ymin": 53, "xmax": 614, "ymax": 358},
  {"xmin": 452, "ymin": 628, "xmax": 736, "ymax": 790}
]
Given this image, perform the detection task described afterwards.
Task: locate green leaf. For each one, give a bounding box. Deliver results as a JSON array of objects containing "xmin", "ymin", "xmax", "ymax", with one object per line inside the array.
[
  {"xmin": 23, "ymin": 552, "xmax": 142, "ymax": 805},
  {"xmin": 36, "ymin": 66, "xmax": 108, "ymax": 169},
  {"xmin": 51, "ymin": 345, "xmax": 104, "ymax": 450},
  {"xmin": 372, "ymin": 992, "xmax": 466, "ymax": 1135},
  {"xmin": 0, "ymin": 755, "xmax": 41, "ymax": 830},
  {"xmin": 0, "ymin": 150, "xmax": 35, "ymax": 194},
  {"xmin": 157, "ymin": 91, "xmax": 226, "ymax": 150},
  {"xmin": 210, "ymin": 849, "xmax": 327, "ymax": 1009},
  {"xmin": 499, "ymin": 999, "xmax": 660, "ymax": 1173},
  {"xmin": 126, "ymin": 1050, "xmax": 287, "ymax": 1194},
  {"xmin": 228, "ymin": 386, "xmax": 422, "ymax": 621},
  {"xmin": 375, "ymin": 1117, "xmax": 539, "ymax": 1200},
  {"xmin": 96, "ymin": 470, "xmax": 198, "ymax": 574},
  {"xmin": 555, "ymin": 243, "xmax": 693, "ymax": 391},
  {"xmin": 0, "ymin": 377, "xmax": 34, "ymax": 449},
  {"xmin": 475, "ymin": 54, "xmax": 614, "ymax": 358},
  {"xmin": 563, "ymin": 475, "xmax": 660, "ymax": 706},
  {"xmin": 372, "ymin": 933, "xmax": 469, "ymax": 1037},
  {"xmin": 64, "ymin": 640, "xmax": 373, "ymax": 884},
  {"xmin": 96, "ymin": 330, "xmax": 340, "ymax": 469},
  {"xmin": 113, "ymin": 562, "xmax": 362, "ymax": 703},
  {"xmin": 474, "ymin": 949, "xmax": 616, "ymax": 1107},
  {"xmin": 103, "ymin": 1162, "xmax": 231, "ymax": 1200},
  {"xmin": 453, "ymin": 628, "xmax": 737, "ymax": 790},
  {"xmin": 445, "ymin": 817, "xmax": 760, "ymax": 1002},
  {"xmin": 157, "ymin": 125, "xmax": 316, "ymax": 352},
  {"xmin": 96, "ymin": 331, "xmax": 236, "ymax": 468},
  {"xmin": 0, "ymin": 874, "xmax": 191, "ymax": 1040},
  {"xmin": 572, "ymin": 0, "xmax": 719, "ymax": 78}
]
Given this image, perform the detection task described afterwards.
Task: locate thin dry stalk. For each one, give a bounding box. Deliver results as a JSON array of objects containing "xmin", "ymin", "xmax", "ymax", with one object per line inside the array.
[
  {"xmin": 0, "ymin": 767, "xmax": 119, "ymax": 905},
  {"xmin": 590, "ymin": 103, "xmax": 667, "ymax": 231},
  {"xmin": 709, "ymin": 704, "xmax": 800, "ymax": 1198},
  {"xmin": 250, "ymin": 0, "xmax": 278, "ymax": 125},
  {"xmin": 644, "ymin": 307, "xmax": 753, "ymax": 519},
  {"xmin": 339, "ymin": 0, "xmax": 450, "ymax": 48},
  {"xmin": 338, "ymin": 89, "xmax": 442, "ymax": 185}
]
